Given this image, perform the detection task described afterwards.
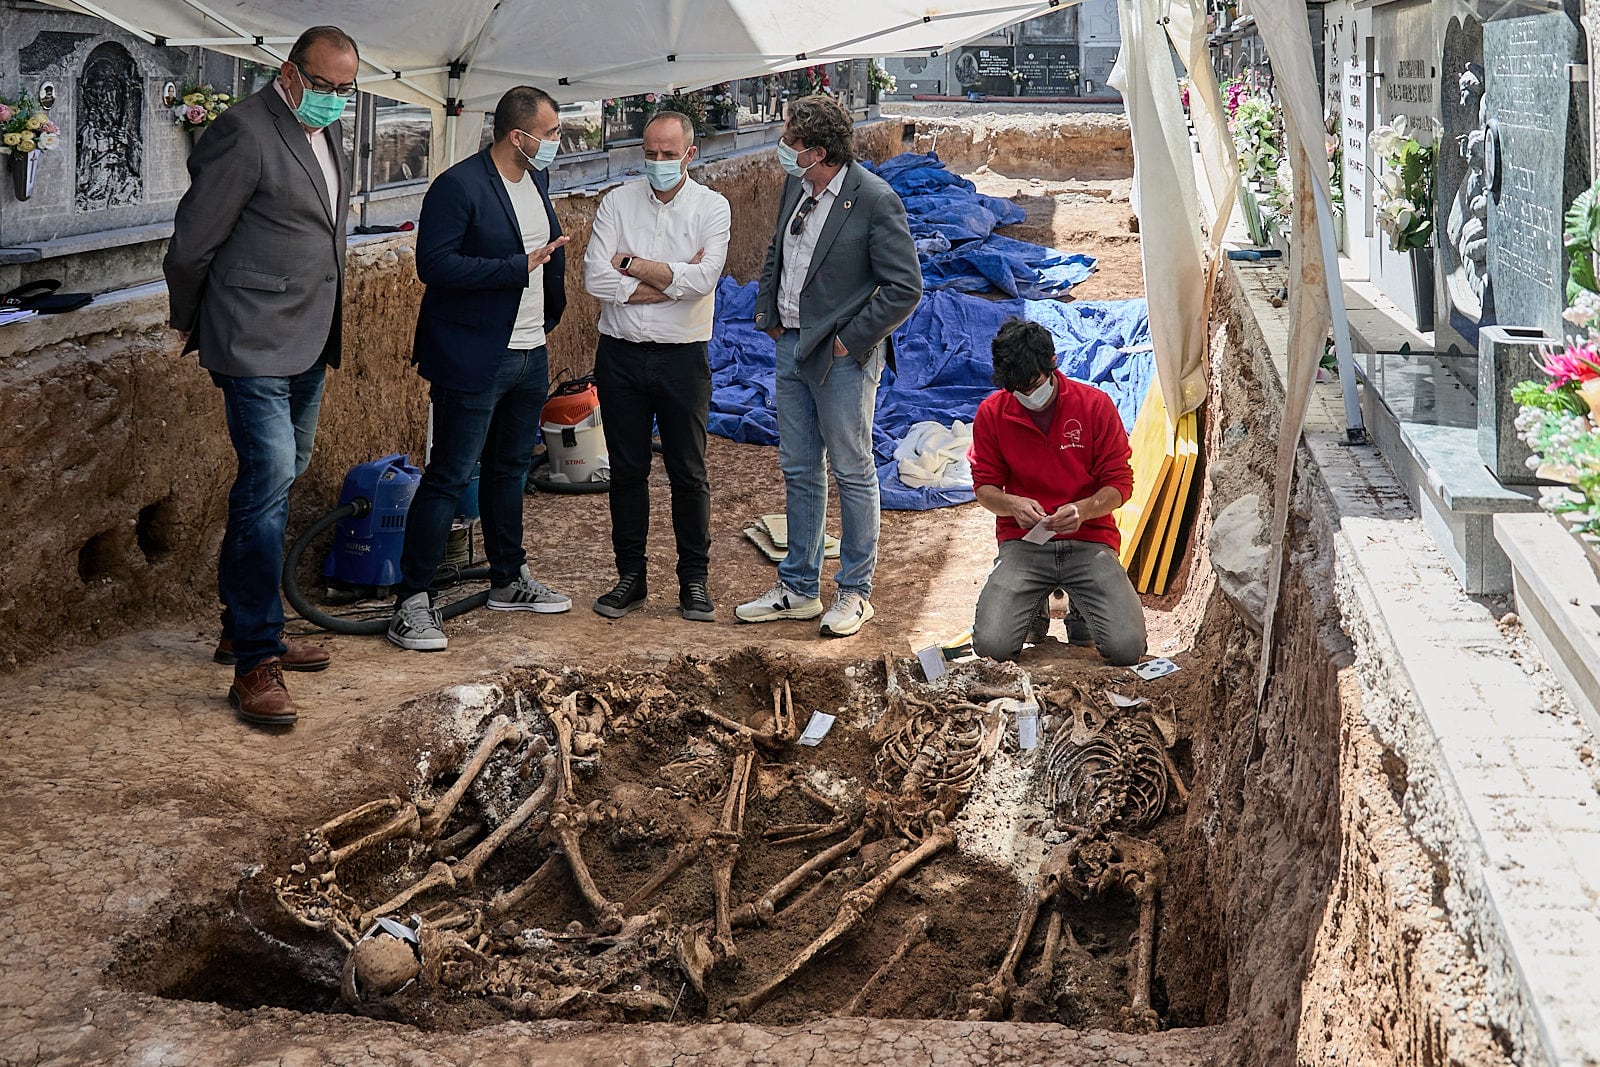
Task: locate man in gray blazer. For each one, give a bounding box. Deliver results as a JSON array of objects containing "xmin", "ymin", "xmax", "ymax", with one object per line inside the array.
[
  {"xmin": 735, "ymin": 95, "xmax": 922, "ymax": 638},
  {"xmin": 164, "ymin": 25, "xmax": 358, "ymax": 727}
]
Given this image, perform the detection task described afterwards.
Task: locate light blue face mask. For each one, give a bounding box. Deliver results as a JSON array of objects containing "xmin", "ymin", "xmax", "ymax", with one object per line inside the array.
[
  {"xmin": 518, "ymin": 133, "xmax": 560, "ymax": 171},
  {"xmin": 645, "ymin": 154, "xmax": 687, "ymax": 192},
  {"xmin": 291, "ymin": 70, "xmax": 350, "ymax": 129},
  {"xmin": 776, "ymin": 140, "xmax": 813, "ymax": 179}
]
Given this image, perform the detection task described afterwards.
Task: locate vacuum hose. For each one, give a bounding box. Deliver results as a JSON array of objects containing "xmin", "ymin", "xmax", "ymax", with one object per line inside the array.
[{"xmin": 282, "ymin": 499, "xmax": 491, "ymax": 635}]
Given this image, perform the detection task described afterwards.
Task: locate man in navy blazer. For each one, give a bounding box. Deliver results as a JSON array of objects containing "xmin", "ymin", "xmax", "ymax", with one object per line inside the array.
[{"xmin": 389, "ymin": 85, "xmax": 573, "ymax": 652}]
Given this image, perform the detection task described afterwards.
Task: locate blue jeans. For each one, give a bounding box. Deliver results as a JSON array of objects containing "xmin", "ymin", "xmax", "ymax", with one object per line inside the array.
[
  {"xmin": 211, "ymin": 363, "xmax": 327, "ymax": 675},
  {"xmin": 774, "ymin": 330, "xmax": 882, "ymax": 600},
  {"xmin": 399, "ymin": 347, "xmax": 548, "ymax": 599}
]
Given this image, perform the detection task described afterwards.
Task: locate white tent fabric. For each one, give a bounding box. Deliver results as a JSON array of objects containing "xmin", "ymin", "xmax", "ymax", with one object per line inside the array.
[
  {"xmin": 1110, "ymin": 0, "xmax": 1209, "ymax": 420},
  {"xmin": 42, "ymin": 0, "xmax": 1074, "ymax": 110},
  {"xmin": 1244, "ymin": 0, "xmax": 1342, "ymax": 700}
]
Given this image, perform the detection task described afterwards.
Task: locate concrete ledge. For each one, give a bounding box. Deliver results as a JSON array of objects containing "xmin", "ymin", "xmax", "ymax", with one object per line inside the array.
[{"xmin": 1495, "ymin": 512, "xmax": 1600, "ymax": 742}]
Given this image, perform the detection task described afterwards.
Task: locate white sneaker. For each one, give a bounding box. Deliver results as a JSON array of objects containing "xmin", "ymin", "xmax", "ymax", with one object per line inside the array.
[
  {"xmin": 388, "ymin": 592, "xmax": 447, "ymax": 651},
  {"xmin": 734, "ymin": 582, "xmax": 824, "ymax": 623},
  {"xmin": 819, "ymin": 591, "xmax": 874, "ymax": 637}
]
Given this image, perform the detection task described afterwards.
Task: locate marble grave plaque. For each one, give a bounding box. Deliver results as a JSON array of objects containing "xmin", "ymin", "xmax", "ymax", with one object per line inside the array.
[{"xmin": 1483, "ymin": 13, "xmax": 1586, "ymax": 339}]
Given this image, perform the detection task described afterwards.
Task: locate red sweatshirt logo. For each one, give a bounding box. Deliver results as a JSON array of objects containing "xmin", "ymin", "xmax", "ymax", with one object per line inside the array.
[{"xmin": 1060, "ymin": 418, "xmax": 1084, "ymax": 449}]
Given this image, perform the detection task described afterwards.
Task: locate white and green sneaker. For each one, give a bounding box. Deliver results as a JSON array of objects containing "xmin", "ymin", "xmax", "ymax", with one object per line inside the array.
[
  {"xmin": 734, "ymin": 582, "xmax": 823, "ymax": 623},
  {"xmin": 819, "ymin": 591, "xmax": 874, "ymax": 638}
]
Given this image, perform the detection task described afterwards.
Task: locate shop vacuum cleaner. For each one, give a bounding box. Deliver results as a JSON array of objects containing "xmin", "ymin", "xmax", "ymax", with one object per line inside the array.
[{"xmin": 284, "ymin": 386, "xmax": 610, "ymax": 634}]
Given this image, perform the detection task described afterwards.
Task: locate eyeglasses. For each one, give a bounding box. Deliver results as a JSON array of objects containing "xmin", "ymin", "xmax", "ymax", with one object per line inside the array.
[
  {"xmin": 296, "ymin": 63, "xmax": 359, "ymax": 98},
  {"xmin": 789, "ymin": 195, "xmax": 819, "ymax": 236}
]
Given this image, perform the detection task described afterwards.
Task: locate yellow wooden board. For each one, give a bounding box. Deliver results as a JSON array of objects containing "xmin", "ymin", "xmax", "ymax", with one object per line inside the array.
[
  {"xmin": 1115, "ymin": 379, "xmax": 1175, "ymax": 571},
  {"xmin": 1135, "ymin": 440, "xmax": 1184, "ymax": 592},
  {"xmin": 1150, "ymin": 411, "xmax": 1201, "ymax": 595}
]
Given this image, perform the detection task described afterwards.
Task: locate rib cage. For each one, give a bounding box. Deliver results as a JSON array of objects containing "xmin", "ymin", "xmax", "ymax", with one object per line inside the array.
[{"xmin": 1041, "ymin": 692, "xmax": 1169, "ymax": 832}]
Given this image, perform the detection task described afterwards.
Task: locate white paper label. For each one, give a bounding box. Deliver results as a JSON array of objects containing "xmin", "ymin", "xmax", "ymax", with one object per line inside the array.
[
  {"xmin": 1016, "ymin": 707, "xmax": 1039, "ymax": 750},
  {"xmin": 1130, "ymin": 657, "xmax": 1181, "ymax": 681},
  {"xmin": 1105, "ymin": 689, "xmax": 1148, "ymax": 708},
  {"xmin": 915, "ymin": 643, "xmax": 947, "ymax": 681},
  {"xmin": 798, "ymin": 711, "xmax": 837, "ymax": 746}
]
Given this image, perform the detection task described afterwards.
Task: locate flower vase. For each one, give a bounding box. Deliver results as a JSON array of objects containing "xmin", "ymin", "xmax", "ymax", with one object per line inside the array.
[
  {"xmin": 7, "ymin": 148, "xmax": 39, "ymax": 201},
  {"xmin": 1409, "ymin": 246, "xmax": 1435, "ymax": 333}
]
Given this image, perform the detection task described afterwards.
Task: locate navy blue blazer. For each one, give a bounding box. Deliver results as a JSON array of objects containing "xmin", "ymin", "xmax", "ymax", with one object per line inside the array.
[{"xmin": 412, "ymin": 146, "xmax": 567, "ymax": 392}]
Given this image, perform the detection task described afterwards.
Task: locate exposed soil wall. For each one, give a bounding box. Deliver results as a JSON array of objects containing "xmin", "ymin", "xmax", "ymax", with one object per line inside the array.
[
  {"xmin": 904, "ymin": 112, "xmax": 1133, "ymax": 180},
  {"xmin": 1194, "ymin": 264, "xmax": 1511, "ymax": 1066},
  {"xmin": 0, "ymin": 121, "xmax": 905, "ymax": 673}
]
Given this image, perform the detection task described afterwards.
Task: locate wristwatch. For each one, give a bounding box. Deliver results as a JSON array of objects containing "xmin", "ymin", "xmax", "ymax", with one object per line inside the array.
[{"xmin": 618, "ymin": 255, "xmax": 634, "ymax": 274}]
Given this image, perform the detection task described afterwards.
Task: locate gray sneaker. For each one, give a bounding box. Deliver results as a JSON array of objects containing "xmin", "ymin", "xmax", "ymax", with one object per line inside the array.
[
  {"xmin": 489, "ymin": 564, "xmax": 572, "ymax": 613},
  {"xmin": 388, "ymin": 592, "xmax": 447, "ymax": 651},
  {"xmin": 819, "ymin": 591, "xmax": 874, "ymax": 638}
]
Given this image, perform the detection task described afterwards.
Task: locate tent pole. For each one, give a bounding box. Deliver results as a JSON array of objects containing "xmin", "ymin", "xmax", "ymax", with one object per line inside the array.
[
  {"xmin": 445, "ymin": 61, "xmax": 466, "ymax": 167},
  {"xmin": 1309, "ymin": 168, "xmax": 1367, "ymax": 442}
]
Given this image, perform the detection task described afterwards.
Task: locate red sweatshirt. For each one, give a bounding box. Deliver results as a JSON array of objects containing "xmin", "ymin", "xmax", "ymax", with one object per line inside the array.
[{"xmin": 968, "ymin": 370, "xmax": 1134, "ymax": 551}]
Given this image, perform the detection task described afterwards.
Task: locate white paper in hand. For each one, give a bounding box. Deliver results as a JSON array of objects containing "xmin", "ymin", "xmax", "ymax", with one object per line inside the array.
[
  {"xmin": 798, "ymin": 711, "xmax": 836, "ymax": 746},
  {"xmin": 1022, "ymin": 519, "xmax": 1054, "ymax": 545}
]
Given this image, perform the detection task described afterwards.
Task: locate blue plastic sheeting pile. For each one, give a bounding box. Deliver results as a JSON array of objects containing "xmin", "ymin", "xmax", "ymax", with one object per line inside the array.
[
  {"xmin": 707, "ymin": 279, "xmax": 1152, "ymax": 510},
  {"xmin": 864, "ymin": 153, "xmax": 1098, "ymax": 299}
]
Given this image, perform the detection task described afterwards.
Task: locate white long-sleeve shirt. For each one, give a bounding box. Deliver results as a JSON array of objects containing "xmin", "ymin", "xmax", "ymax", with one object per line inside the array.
[
  {"xmin": 583, "ymin": 176, "xmax": 731, "ymax": 343},
  {"xmin": 778, "ymin": 165, "xmax": 847, "ymax": 329}
]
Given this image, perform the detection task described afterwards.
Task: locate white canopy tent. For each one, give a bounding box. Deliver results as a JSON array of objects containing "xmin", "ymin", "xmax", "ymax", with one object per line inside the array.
[{"xmin": 41, "ymin": 0, "xmax": 1075, "ymax": 111}]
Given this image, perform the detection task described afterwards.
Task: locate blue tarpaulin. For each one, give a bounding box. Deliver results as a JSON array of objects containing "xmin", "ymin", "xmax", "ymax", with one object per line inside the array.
[
  {"xmin": 865, "ymin": 153, "xmax": 1098, "ymax": 300},
  {"xmin": 705, "ymin": 151, "xmax": 1150, "ymax": 510},
  {"xmin": 707, "ymin": 279, "xmax": 1152, "ymax": 510}
]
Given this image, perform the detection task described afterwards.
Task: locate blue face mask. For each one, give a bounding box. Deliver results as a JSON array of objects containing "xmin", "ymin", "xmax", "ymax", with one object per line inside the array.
[
  {"xmin": 290, "ymin": 68, "xmax": 350, "ymax": 129},
  {"xmin": 645, "ymin": 154, "xmax": 687, "ymax": 192},
  {"xmin": 517, "ymin": 133, "xmax": 560, "ymax": 171},
  {"xmin": 777, "ymin": 140, "xmax": 813, "ymax": 179}
]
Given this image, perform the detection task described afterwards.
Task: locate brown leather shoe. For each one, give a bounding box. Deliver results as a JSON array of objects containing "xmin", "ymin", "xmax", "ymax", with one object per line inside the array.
[
  {"xmin": 214, "ymin": 636, "xmax": 331, "ymax": 672},
  {"xmin": 228, "ymin": 659, "xmax": 298, "ymax": 727}
]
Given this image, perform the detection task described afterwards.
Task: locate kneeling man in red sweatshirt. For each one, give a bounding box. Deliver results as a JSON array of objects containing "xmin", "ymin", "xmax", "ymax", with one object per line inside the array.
[{"xmin": 969, "ymin": 320, "xmax": 1147, "ymax": 665}]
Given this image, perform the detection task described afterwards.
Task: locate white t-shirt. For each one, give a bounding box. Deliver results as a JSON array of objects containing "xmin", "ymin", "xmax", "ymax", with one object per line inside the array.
[{"xmin": 501, "ymin": 172, "xmax": 550, "ymax": 349}]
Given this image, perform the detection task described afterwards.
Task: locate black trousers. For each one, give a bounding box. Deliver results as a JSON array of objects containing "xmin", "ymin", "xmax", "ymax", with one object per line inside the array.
[{"xmin": 593, "ymin": 334, "xmax": 712, "ymax": 583}]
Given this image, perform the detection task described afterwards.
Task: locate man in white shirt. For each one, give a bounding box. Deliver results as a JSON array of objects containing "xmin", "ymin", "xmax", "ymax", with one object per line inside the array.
[
  {"xmin": 584, "ymin": 111, "xmax": 731, "ymax": 622},
  {"xmin": 387, "ymin": 86, "xmax": 573, "ymax": 652}
]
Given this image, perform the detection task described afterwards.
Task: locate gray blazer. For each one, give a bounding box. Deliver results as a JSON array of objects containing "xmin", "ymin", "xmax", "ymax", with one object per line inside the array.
[
  {"xmin": 165, "ymin": 84, "xmax": 348, "ymax": 376},
  {"xmin": 753, "ymin": 161, "xmax": 922, "ymax": 387}
]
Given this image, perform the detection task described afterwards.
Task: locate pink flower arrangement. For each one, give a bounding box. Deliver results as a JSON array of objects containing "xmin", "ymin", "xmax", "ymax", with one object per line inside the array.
[
  {"xmin": 1541, "ymin": 341, "xmax": 1600, "ymax": 391},
  {"xmin": 0, "ymin": 103, "xmax": 11, "ymax": 123},
  {"xmin": 184, "ymin": 104, "xmax": 207, "ymax": 125},
  {"xmin": 1223, "ymin": 77, "xmax": 1249, "ymax": 119}
]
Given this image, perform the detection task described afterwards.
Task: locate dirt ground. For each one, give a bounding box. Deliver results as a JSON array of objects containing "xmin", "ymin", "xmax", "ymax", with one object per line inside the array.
[{"xmin": 0, "ymin": 127, "xmax": 1260, "ymax": 1064}]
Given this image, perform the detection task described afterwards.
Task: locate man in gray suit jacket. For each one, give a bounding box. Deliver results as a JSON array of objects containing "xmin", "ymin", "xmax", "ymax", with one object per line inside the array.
[
  {"xmin": 735, "ymin": 95, "xmax": 922, "ymax": 638},
  {"xmin": 164, "ymin": 26, "xmax": 358, "ymax": 727}
]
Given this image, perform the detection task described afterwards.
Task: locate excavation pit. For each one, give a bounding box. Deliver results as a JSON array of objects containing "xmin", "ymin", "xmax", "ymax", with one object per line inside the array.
[{"xmin": 110, "ymin": 648, "xmax": 1221, "ymax": 1034}]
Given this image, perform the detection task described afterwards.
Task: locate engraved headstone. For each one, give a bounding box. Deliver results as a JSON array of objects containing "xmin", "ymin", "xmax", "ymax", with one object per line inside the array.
[
  {"xmin": 1482, "ymin": 13, "xmax": 1586, "ymax": 339},
  {"xmin": 76, "ymin": 41, "xmax": 143, "ymax": 211},
  {"xmin": 1435, "ymin": 14, "xmax": 1493, "ymax": 355},
  {"xmin": 1372, "ymin": 0, "xmax": 1440, "ymax": 320},
  {"xmin": 1478, "ymin": 12, "xmax": 1588, "ymax": 484}
]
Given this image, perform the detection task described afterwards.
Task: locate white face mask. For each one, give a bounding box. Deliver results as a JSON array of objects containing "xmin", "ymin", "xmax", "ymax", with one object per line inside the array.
[{"xmin": 1013, "ymin": 375, "xmax": 1056, "ymax": 411}]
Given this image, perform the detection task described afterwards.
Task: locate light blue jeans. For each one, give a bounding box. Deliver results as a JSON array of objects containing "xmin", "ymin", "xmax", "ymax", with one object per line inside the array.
[{"xmin": 774, "ymin": 329, "xmax": 882, "ymax": 600}]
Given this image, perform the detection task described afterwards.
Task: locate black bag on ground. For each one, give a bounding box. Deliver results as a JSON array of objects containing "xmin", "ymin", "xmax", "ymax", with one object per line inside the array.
[{"xmin": 2, "ymin": 279, "xmax": 93, "ymax": 314}]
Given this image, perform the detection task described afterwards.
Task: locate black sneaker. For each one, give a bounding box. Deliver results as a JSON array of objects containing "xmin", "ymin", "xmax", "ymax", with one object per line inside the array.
[
  {"xmin": 679, "ymin": 581, "xmax": 715, "ymax": 622},
  {"xmin": 594, "ymin": 572, "xmax": 647, "ymax": 618}
]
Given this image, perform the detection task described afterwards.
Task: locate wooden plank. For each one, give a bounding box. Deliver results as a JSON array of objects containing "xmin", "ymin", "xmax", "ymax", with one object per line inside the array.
[
  {"xmin": 1115, "ymin": 378, "xmax": 1176, "ymax": 571},
  {"xmin": 1150, "ymin": 410, "xmax": 1201, "ymax": 595}
]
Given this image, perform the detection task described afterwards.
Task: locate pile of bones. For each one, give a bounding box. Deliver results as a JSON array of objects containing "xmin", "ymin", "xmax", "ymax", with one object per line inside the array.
[{"xmin": 269, "ymin": 655, "xmax": 1186, "ymax": 1026}]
